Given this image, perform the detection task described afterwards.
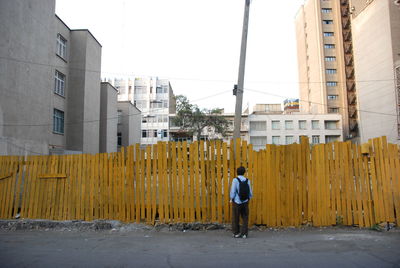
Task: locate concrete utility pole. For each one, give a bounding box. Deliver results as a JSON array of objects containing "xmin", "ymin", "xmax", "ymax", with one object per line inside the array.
[{"xmin": 233, "ymin": 0, "xmax": 251, "ymax": 140}]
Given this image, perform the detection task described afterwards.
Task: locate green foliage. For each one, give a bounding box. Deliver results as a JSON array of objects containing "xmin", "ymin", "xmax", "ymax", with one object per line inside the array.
[{"xmin": 173, "ymin": 95, "xmax": 230, "ymax": 141}]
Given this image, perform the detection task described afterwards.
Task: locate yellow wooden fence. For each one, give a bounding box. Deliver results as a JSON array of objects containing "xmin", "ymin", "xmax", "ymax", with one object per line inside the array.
[{"xmin": 0, "ymin": 136, "xmax": 399, "ymax": 227}]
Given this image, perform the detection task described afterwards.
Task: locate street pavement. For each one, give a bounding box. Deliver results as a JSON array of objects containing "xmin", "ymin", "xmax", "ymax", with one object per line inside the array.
[{"xmin": 0, "ymin": 227, "xmax": 399, "ymax": 267}]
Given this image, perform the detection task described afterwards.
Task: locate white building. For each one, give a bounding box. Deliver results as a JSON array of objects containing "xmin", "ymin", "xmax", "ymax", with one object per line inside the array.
[
  {"xmin": 110, "ymin": 77, "xmax": 176, "ymax": 146},
  {"xmin": 249, "ymin": 112, "xmax": 343, "ymax": 151}
]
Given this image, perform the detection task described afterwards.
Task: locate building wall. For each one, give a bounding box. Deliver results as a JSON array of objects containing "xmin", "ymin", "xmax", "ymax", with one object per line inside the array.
[
  {"xmin": 117, "ymin": 101, "xmax": 141, "ymax": 148},
  {"xmin": 100, "ymin": 82, "xmax": 118, "ymax": 153},
  {"xmin": 249, "ymin": 113, "xmax": 343, "ymax": 151},
  {"xmin": 0, "ymin": 0, "xmax": 55, "ymax": 155},
  {"xmin": 351, "ymin": 0, "xmax": 400, "ymax": 144},
  {"xmin": 295, "ymin": 0, "xmax": 350, "ymax": 138}
]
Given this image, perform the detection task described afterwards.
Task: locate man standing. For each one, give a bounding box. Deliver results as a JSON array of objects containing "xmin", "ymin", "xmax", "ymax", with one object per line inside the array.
[{"xmin": 230, "ymin": 166, "xmax": 252, "ymax": 238}]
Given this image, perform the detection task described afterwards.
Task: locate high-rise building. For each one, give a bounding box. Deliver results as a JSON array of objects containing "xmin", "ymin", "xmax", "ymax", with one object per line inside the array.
[
  {"xmin": 295, "ymin": 0, "xmax": 358, "ymax": 140},
  {"xmin": 350, "ymin": 0, "xmax": 400, "ymax": 144}
]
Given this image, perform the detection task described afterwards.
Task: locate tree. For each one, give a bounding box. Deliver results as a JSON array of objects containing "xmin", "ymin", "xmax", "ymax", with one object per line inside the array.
[{"xmin": 173, "ymin": 95, "xmax": 230, "ymax": 141}]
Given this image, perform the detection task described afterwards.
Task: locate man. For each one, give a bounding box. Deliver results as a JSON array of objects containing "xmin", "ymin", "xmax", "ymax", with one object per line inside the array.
[{"xmin": 230, "ymin": 166, "xmax": 252, "ymax": 238}]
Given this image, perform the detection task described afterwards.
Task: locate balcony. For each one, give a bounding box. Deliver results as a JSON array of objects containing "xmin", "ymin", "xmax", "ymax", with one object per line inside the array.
[
  {"xmin": 349, "ymin": 106, "xmax": 357, "ymax": 118},
  {"xmin": 346, "ymin": 80, "xmax": 355, "ymax": 91},
  {"xmin": 342, "ymin": 17, "xmax": 350, "ymax": 29},
  {"xmin": 348, "ymin": 92, "xmax": 356, "ymax": 105},
  {"xmin": 346, "ymin": 67, "xmax": 355, "ymax": 79},
  {"xmin": 341, "ymin": 0, "xmax": 349, "ymax": 5},
  {"xmin": 345, "ymin": 55, "xmax": 353, "ymax": 66},
  {"xmin": 343, "ymin": 31, "xmax": 352, "ymax": 41},
  {"xmin": 350, "ymin": 119, "xmax": 358, "ymax": 131},
  {"xmin": 344, "ymin": 42, "xmax": 353, "ymax": 54}
]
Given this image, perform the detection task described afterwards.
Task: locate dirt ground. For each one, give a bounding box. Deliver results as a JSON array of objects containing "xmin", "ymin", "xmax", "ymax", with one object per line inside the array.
[{"xmin": 0, "ymin": 220, "xmax": 399, "ymax": 268}]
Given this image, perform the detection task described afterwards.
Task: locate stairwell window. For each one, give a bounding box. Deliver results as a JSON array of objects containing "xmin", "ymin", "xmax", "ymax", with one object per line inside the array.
[
  {"xmin": 325, "ymin": 56, "xmax": 336, "ymax": 62},
  {"xmin": 321, "ymin": 8, "xmax": 332, "ymax": 13},
  {"xmin": 326, "ymin": 81, "xmax": 338, "ymax": 87},
  {"xmin": 54, "ymin": 70, "xmax": 65, "ymax": 97},
  {"xmin": 56, "ymin": 34, "xmax": 67, "ymax": 59},
  {"xmin": 322, "ymin": 20, "xmax": 334, "ymax": 24},
  {"xmin": 328, "ymin": 107, "xmax": 340, "ymax": 113},
  {"xmin": 323, "ymin": 32, "xmax": 334, "ymax": 37},
  {"xmin": 326, "ymin": 69, "xmax": 337, "ymax": 74},
  {"xmin": 328, "ymin": 95, "xmax": 338, "ymax": 100},
  {"xmin": 324, "ymin": 44, "xmax": 335, "ymax": 49},
  {"xmin": 53, "ymin": 109, "xmax": 64, "ymax": 134}
]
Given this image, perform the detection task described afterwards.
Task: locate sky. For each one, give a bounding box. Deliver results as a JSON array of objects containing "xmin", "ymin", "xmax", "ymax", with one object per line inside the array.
[{"xmin": 55, "ymin": 0, "xmax": 305, "ymax": 113}]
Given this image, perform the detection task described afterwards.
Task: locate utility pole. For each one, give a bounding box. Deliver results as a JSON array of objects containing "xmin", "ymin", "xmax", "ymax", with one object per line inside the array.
[{"xmin": 233, "ymin": 0, "xmax": 251, "ymax": 140}]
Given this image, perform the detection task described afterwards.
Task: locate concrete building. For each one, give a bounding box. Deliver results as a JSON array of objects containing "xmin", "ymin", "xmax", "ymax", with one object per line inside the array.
[
  {"xmin": 0, "ymin": 0, "xmax": 102, "ymax": 155},
  {"xmin": 117, "ymin": 101, "xmax": 141, "ymax": 149},
  {"xmin": 249, "ymin": 113, "xmax": 343, "ymax": 151},
  {"xmin": 111, "ymin": 77, "xmax": 176, "ymax": 146},
  {"xmin": 100, "ymin": 82, "xmax": 118, "ymax": 153},
  {"xmin": 350, "ymin": 0, "xmax": 400, "ymax": 144},
  {"xmin": 295, "ymin": 0, "xmax": 358, "ymax": 140}
]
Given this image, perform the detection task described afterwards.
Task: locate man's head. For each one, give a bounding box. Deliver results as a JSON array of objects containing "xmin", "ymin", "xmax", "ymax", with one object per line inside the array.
[{"xmin": 237, "ymin": 166, "xmax": 246, "ymax": 176}]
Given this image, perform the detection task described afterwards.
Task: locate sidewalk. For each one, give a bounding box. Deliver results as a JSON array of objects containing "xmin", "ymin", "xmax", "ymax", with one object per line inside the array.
[{"xmin": 0, "ymin": 224, "xmax": 399, "ymax": 268}]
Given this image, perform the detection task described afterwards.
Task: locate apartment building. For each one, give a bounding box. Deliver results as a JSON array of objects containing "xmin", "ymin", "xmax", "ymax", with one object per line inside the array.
[
  {"xmin": 0, "ymin": 0, "xmax": 102, "ymax": 155},
  {"xmin": 100, "ymin": 82, "xmax": 118, "ymax": 153},
  {"xmin": 350, "ymin": 0, "xmax": 400, "ymax": 144},
  {"xmin": 249, "ymin": 113, "xmax": 343, "ymax": 151},
  {"xmin": 112, "ymin": 77, "xmax": 176, "ymax": 146},
  {"xmin": 295, "ymin": 0, "xmax": 358, "ymax": 140}
]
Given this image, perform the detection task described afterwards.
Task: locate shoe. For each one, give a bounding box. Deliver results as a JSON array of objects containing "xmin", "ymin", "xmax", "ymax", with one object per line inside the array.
[
  {"xmin": 234, "ymin": 234, "xmax": 241, "ymax": 238},
  {"xmin": 242, "ymin": 234, "xmax": 247, "ymax": 239}
]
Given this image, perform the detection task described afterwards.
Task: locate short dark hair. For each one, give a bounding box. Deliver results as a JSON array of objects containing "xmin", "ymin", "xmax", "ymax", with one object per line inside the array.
[{"xmin": 237, "ymin": 166, "xmax": 246, "ymax": 175}]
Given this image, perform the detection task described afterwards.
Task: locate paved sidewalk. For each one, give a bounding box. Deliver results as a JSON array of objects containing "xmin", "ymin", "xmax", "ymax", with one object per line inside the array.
[{"xmin": 0, "ymin": 227, "xmax": 399, "ymax": 267}]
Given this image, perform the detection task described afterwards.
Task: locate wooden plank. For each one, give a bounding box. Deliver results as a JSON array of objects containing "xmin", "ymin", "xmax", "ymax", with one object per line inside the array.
[
  {"xmin": 210, "ymin": 141, "xmax": 216, "ymax": 223},
  {"xmin": 200, "ymin": 141, "xmax": 207, "ymax": 223},
  {"xmin": 189, "ymin": 143, "xmax": 195, "ymax": 223},
  {"xmin": 353, "ymin": 144, "xmax": 363, "ymax": 227},
  {"xmin": 13, "ymin": 156, "xmax": 25, "ymax": 218},
  {"xmin": 216, "ymin": 140, "xmax": 222, "ymax": 223},
  {"xmin": 228, "ymin": 139, "xmax": 235, "ymax": 223},
  {"xmin": 146, "ymin": 145, "xmax": 152, "ymax": 224},
  {"xmin": 163, "ymin": 142, "xmax": 170, "ymax": 223},
  {"xmin": 177, "ymin": 142, "xmax": 184, "ymax": 222},
  {"xmin": 388, "ymin": 144, "xmax": 400, "ymax": 226},
  {"xmin": 372, "ymin": 138, "xmax": 385, "ymax": 222},
  {"xmin": 222, "ymin": 142, "xmax": 229, "ymax": 223},
  {"xmin": 170, "ymin": 143, "xmax": 178, "ymax": 222},
  {"xmin": 3, "ymin": 157, "xmax": 15, "ymax": 218},
  {"xmin": 380, "ymin": 137, "xmax": 395, "ymax": 222},
  {"xmin": 134, "ymin": 145, "xmax": 140, "ymax": 223},
  {"xmin": 247, "ymin": 144, "xmax": 254, "ymax": 225},
  {"xmin": 182, "ymin": 141, "xmax": 189, "ymax": 222},
  {"xmin": 157, "ymin": 142, "xmax": 164, "ymax": 223}
]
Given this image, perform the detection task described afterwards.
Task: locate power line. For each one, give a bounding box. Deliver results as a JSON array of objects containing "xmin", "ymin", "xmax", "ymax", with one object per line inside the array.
[
  {"xmin": 0, "ymin": 90, "xmax": 231, "ymax": 127},
  {"xmin": 245, "ymin": 88, "xmax": 398, "ymax": 117},
  {"xmin": 0, "ymin": 138, "xmax": 45, "ymax": 155},
  {"xmin": 1, "ymin": 55, "xmax": 397, "ymax": 85}
]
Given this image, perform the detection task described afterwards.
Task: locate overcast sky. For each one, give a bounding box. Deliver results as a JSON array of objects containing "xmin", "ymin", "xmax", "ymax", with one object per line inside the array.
[{"xmin": 56, "ymin": 0, "xmax": 305, "ymax": 112}]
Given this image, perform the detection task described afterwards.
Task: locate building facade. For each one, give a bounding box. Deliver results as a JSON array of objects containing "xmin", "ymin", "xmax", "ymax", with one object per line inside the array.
[
  {"xmin": 295, "ymin": 0, "xmax": 358, "ymax": 140},
  {"xmin": 249, "ymin": 113, "xmax": 343, "ymax": 151},
  {"xmin": 100, "ymin": 82, "xmax": 118, "ymax": 153},
  {"xmin": 350, "ymin": 0, "xmax": 400, "ymax": 144},
  {"xmin": 117, "ymin": 101, "xmax": 141, "ymax": 149},
  {"xmin": 0, "ymin": 0, "xmax": 102, "ymax": 155}
]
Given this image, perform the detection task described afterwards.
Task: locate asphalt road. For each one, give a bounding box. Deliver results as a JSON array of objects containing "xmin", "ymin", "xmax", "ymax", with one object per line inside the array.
[{"xmin": 1, "ymin": 228, "xmax": 399, "ymax": 268}]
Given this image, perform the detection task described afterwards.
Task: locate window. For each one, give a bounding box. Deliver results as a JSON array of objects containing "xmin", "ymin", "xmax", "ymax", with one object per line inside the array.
[
  {"xmin": 54, "ymin": 70, "xmax": 65, "ymax": 96},
  {"xmin": 285, "ymin": 136, "xmax": 295, "ymax": 144},
  {"xmin": 325, "ymin": 56, "xmax": 336, "ymax": 61},
  {"xmin": 117, "ymin": 132, "xmax": 122, "ymax": 146},
  {"xmin": 299, "ymin": 120, "xmax": 307, "ymax": 130},
  {"xmin": 53, "ymin": 109, "xmax": 64, "ymax": 134},
  {"xmin": 321, "ymin": 8, "xmax": 332, "ymax": 13},
  {"xmin": 324, "ymin": 44, "xmax": 335, "ymax": 49},
  {"xmin": 328, "ymin": 107, "xmax": 339, "ymax": 113},
  {"xmin": 250, "ymin": 136, "xmax": 267, "ymax": 146},
  {"xmin": 325, "ymin": 121, "xmax": 338, "ymax": 130},
  {"xmin": 328, "ymin": 95, "xmax": 338, "ymax": 100},
  {"xmin": 323, "ymin": 32, "xmax": 334, "ymax": 37},
  {"xmin": 250, "ymin": 121, "xmax": 267, "ymax": 131},
  {"xmin": 326, "ymin": 69, "xmax": 337, "ymax": 74},
  {"xmin": 312, "ymin": 120, "xmax": 320, "ymax": 130},
  {"xmin": 272, "ymin": 121, "xmax": 280, "ymax": 130},
  {"xmin": 326, "ymin": 135, "xmax": 340, "ymax": 143},
  {"xmin": 285, "ymin": 120, "xmax": 293, "ymax": 130},
  {"xmin": 272, "ymin": 136, "xmax": 280, "ymax": 145},
  {"xmin": 56, "ymin": 34, "xmax": 67, "ymax": 59},
  {"xmin": 326, "ymin": 81, "xmax": 338, "ymax": 87},
  {"xmin": 312, "ymin": 135, "xmax": 320, "ymax": 144},
  {"xmin": 142, "ymin": 130, "xmax": 148, "ymax": 138},
  {"xmin": 322, "ymin": 20, "xmax": 333, "ymax": 24},
  {"xmin": 117, "ymin": 110, "xmax": 122, "ymax": 124},
  {"xmin": 163, "ymin": 100, "xmax": 168, "ymax": 108},
  {"xmin": 153, "ymin": 130, "xmax": 158, "ymax": 138},
  {"xmin": 135, "ymin": 86, "xmax": 147, "ymax": 94},
  {"xmin": 162, "ymin": 129, "xmax": 168, "ymax": 138}
]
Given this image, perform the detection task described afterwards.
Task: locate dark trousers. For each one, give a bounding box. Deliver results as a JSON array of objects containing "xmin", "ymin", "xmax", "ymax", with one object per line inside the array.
[{"xmin": 232, "ymin": 201, "xmax": 249, "ymax": 236}]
